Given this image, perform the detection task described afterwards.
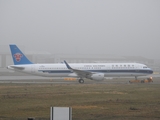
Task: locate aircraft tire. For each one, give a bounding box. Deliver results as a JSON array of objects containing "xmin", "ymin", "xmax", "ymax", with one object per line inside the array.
[{"xmin": 79, "ymin": 79, "xmax": 84, "ymax": 84}]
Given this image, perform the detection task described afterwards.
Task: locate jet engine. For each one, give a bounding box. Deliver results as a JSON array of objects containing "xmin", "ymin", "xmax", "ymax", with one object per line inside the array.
[{"xmin": 90, "ymin": 73, "xmax": 104, "ymax": 81}]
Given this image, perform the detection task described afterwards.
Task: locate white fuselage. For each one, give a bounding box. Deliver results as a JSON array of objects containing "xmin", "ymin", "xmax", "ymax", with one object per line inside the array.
[{"xmin": 7, "ymin": 63, "xmax": 153, "ymax": 78}]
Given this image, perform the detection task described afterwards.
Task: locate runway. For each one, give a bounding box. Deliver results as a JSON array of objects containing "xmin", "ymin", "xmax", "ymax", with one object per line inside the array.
[
  {"xmin": 0, "ymin": 76, "xmax": 77, "ymax": 84},
  {"xmin": 0, "ymin": 75, "xmax": 160, "ymax": 84},
  {"xmin": 0, "ymin": 67, "xmax": 160, "ymax": 84},
  {"xmin": 0, "ymin": 75, "xmax": 122, "ymax": 84},
  {"xmin": 0, "ymin": 68, "xmax": 160, "ymax": 84}
]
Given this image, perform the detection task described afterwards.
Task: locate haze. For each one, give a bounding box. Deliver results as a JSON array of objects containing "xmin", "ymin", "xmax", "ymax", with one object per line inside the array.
[{"xmin": 0, "ymin": 0, "xmax": 160, "ymax": 59}]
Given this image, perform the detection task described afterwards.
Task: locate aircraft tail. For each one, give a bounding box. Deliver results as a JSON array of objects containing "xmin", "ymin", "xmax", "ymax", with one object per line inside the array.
[{"xmin": 9, "ymin": 44, "xmax": 33, "ymax": 65}]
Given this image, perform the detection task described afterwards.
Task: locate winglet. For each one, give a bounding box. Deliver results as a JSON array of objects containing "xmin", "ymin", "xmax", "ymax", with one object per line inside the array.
[{"xmin": 64, "ymin": 60, "xmax": 72, "ymax": 69}]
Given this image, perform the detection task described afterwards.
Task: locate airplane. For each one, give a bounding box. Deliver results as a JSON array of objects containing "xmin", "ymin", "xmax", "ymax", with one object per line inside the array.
[{"xmin": 7, "ymin": 44, "xmax": 153, "ymax": 84}]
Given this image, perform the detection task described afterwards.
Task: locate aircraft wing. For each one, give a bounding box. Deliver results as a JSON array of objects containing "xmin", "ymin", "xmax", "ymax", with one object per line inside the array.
[{"xmin": 64, "ymin": 60, "xmax": 92, "ymax": 78}]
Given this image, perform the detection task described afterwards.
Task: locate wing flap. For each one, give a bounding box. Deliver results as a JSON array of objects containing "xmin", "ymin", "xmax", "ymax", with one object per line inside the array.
[
  {"xmin": 72, "ymin": 69, "xmax": 92, "ymax": 78},
  {"xmin": 64, "ymin": 60, "xmax": 92, "ymax": 78}
]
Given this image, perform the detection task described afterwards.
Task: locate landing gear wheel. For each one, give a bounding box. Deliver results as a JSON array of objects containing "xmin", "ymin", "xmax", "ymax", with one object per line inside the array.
[
  {"xmin": 135, "ymin": 76, "xmax": 137, "ymax": 80},
  {"xmin": 79, "ymin": 79, "xmax": 84, "ymax": 84}
]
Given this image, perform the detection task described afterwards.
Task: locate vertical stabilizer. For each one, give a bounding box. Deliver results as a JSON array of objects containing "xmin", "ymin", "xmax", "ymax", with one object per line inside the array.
[{"xmin": 9, "ymin": 44, "xmax": 33, "ymax": 65}]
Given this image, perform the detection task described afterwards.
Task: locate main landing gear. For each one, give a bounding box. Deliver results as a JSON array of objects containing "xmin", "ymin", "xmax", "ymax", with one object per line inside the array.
[
  {"xmin": 135, "ymin": 76, "xmax": 138, "ymax": 80},
  {"xmin": 79, "ymin": 78, "xmax": 84, "ymax": 84}
]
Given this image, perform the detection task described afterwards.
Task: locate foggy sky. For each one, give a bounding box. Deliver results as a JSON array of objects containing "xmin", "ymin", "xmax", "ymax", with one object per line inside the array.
[{"xmin": 0, "ymin": 0, "xmax": 160, "ymax": 59}]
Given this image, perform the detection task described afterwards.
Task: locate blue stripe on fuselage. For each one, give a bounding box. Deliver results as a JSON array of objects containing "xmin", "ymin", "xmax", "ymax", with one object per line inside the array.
[{"xmin": 38, "ymin": 69, "xmax": 153, "ymax": 74}]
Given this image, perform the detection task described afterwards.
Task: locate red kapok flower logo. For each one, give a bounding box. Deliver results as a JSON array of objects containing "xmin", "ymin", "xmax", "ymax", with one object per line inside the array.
[{"xmin": 14, "ymin": 53, "xmax": 23, "ymax": 62}]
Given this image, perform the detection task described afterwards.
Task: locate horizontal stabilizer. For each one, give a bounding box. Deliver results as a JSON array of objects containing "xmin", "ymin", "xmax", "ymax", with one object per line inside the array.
[{"xmin": 9, "ymin": 66, "xmax": 25, "ymax": 70}]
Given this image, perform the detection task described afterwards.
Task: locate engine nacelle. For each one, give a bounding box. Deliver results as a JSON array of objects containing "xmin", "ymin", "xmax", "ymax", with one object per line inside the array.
[{"xmin": 90, "ymin": 73, "xmax": 104, "ymax": 81}]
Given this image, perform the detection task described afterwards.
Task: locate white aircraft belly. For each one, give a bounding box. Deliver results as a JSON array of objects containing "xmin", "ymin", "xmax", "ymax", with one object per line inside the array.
[
  {"xmin": 36, "ymin": 73, "xmax": 70, "ymax": 77},
  {"xmin": 104, "ymin": 72, "xmax": 147, "ymax": 77}
]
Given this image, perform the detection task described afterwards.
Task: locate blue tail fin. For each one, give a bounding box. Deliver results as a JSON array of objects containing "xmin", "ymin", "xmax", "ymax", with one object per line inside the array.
[{"xmin": 9, "ymin": 44, "xmax": 33, "ymax": 65}]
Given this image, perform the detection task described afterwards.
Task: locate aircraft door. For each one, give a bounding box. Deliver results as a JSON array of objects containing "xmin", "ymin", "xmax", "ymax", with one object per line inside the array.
[
  {"xmin": 105, "ymin": 65, "xmax": 111, "ymax": 75},
  {"xmin": 31, "ymin": 65, "xmax": 35, "ymax": 73}
]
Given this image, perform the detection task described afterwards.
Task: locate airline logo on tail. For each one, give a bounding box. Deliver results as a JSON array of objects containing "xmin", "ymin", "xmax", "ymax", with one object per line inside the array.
[{"xmin": 13, "ymin": 53, "xmax": 23, "ymax": 62}]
